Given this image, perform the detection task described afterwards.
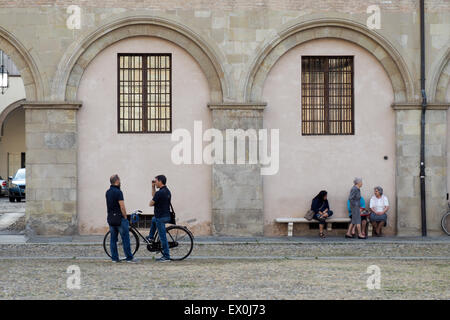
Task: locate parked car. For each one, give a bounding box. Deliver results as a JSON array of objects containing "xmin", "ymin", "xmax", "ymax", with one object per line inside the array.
[
  {"xmin": 0, "ymin": 176, "xmax": 8, "ymax": 197},
  {"xmin": 8, "ymin": 168, "xmax": 26, "ymax": 202}
]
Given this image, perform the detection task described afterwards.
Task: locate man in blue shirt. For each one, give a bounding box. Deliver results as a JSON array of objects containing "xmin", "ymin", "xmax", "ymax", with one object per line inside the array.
[
  {"xmin": 147, "ymin": 174, "xmax": 172, "ymax": 262},
  {"xmin": 106, "ymin": 174, "xmax": 138, "ymax": 263}
]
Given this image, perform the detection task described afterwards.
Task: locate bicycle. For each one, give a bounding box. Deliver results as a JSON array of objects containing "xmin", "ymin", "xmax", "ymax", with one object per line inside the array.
[
  {"xmin": 103, "ymin": 210, "xmax": 194, "ymax": 261},
  {"xmin": 441, "ymin": 203, "xmax": 450, "ymax": 236}
]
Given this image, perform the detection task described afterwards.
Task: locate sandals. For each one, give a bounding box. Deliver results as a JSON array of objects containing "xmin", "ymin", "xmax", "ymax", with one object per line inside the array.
[
  {"xmin": 319, "ymin": 232, "xmax": 326, "ymax": 238},
  {"xmin": 345, "ymin": 234, "xmax": 353, "ymax": 239}
]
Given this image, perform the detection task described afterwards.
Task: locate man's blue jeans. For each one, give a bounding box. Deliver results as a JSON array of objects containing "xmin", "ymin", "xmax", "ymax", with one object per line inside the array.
[
  {"xmin": 148, "ymin": 216, "xmax": 171, "ymax": 259},
  {"xmin": 109, "ymin": 218, "xmax": 133, "ymax": 261}
]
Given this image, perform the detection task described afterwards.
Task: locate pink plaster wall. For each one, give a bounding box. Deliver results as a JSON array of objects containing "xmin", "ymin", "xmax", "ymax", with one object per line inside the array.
[
  {"xmin": 262, "ymin": 38, "xmax": 396, "ymax": 235},
  {"xmin": 76, "ymin": 36, "xmax": 212, "ymax": 235}
]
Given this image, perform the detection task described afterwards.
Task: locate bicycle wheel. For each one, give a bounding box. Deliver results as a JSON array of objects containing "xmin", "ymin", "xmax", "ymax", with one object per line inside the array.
[
  {"xmin": 155, "ymin": 225, "xmax": 194, "ymax": 261},
  {"xmin": 441, "ymin": 212, "xmax": 450, "ymax": 236},
  {"xmin": 103, "ymin": 228, "xmax": 140, "ymax": 259}
]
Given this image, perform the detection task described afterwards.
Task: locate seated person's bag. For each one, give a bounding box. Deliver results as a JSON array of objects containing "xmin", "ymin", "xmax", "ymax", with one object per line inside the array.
[{"xmin": 304, "ymin": 210, "xmax": 315, "ymax": 221}]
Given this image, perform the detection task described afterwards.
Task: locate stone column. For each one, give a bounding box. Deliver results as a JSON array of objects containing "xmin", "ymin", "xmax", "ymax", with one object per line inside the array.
[
  {"xmin": 393, "ymin": 103, "xmax": 448, "ymax": 236},
  {"xmin": 24, "ymin": 101, "xmax": 82, "ymax": 236},
  {"xmin": 208, "ymin": 103, "xmax": 266, "ymax": 236}
]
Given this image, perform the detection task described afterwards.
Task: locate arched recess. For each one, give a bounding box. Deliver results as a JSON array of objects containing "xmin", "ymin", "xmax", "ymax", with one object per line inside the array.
[
  {"xmin": 53, "ymin": 16, "xmax": 228, "ymax": 103},
  {"xmin": 0, "ymin": 99, "xmax": 25, "ymax": 137},
  {"xmin": 0, "ymin": 27, "xmax": 43, "ymax": 101},
  {"xmin": 245, "ymin": 19, "xmax": 414, "ymax": 103},
  {"xmin": 430, "ymin": 46, "xmax": 450, "ymax": 102}
]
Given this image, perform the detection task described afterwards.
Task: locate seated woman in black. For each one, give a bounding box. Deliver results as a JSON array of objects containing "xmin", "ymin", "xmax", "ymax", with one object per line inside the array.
[{"xmin": 311, "ymin": 190, "xmax": 334, "ymax": 238}]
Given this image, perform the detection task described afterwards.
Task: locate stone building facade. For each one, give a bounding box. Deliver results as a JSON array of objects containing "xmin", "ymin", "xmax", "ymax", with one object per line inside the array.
[{"xmin": 0, "ymin": 0, "xmax": 449, "ymax": 236}]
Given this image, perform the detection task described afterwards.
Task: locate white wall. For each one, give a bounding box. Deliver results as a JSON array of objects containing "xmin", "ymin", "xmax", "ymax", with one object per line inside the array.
[
  {"xmin": 262, "ymin": 38, "xmax": 396, "ymax": 235},
  {"xmin": 77, "ymin": 36, "xmax": 212, "ymax": 235}
]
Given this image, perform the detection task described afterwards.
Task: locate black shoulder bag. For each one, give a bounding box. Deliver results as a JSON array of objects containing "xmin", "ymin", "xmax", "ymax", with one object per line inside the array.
[
  {"xmin": 169, "ymin": 200, "xmax": 176, "ymax": 225},
  {"xmin": 107, "ymin": 211, "xmax": 122, "ymax": 226}
]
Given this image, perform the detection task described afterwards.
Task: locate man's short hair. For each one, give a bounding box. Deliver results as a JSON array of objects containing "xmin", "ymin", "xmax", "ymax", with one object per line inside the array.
[
  {"xmin": 110, "ymin": 174, "xmax": 120, "ymax": 185},
  {"xmin": 155, "ymin": 175, "xmax": 166, "ymax": 185}
]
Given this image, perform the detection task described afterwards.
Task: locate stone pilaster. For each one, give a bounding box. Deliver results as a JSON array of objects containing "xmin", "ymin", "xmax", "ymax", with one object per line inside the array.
[
  {"xmin": 393, "ymin": 103, "xmax": 448, "ymax": 236},
  {"xmin": 24, "ymin": 101, "xmax": 82, "ymax": 236},
  {"xmin": 208, "ymin": 103, "xmax": 266, "ymax": 236}
]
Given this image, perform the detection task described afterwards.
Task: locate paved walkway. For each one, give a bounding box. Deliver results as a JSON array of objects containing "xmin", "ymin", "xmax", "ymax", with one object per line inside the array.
[
  {"xmin": 13, "ymin": 235, "xmax": 450, "ymax": 244},
  {"xmin": 0, "ymin": 235, "xmax": 448, "ymax": 261}
]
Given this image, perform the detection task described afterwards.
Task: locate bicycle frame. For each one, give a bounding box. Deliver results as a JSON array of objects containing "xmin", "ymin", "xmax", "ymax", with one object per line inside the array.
[
  {"xmin": 130, "ymin": 225, "xmax": 152, "ymax": 244},
  {"xmin": 129, "ymin": 224, "xmax": 180, "ymax": 249}
]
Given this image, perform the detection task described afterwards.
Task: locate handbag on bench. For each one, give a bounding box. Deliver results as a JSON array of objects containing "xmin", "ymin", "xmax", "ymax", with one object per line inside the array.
[{"xmin": 304, "ymin": 209, "xmax": 315, "ymax": 221}]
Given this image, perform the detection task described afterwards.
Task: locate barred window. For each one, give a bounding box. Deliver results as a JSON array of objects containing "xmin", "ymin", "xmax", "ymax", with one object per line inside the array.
[
  {"xmin": 118, "ymin": 54, "xmax": 172, "ymax": 133},
  {"xmin": 301, "ymin": 56, "xmax": 354, "ymax": 135}
]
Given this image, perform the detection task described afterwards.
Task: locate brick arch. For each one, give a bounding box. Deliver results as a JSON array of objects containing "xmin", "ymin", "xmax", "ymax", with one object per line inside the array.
[
  {"xmin": 245, "ymin": 19, "xmax": 414, "ymax": 103},
  {"xmin": 0, "ymin": 99, "xmax": 25, "ymax": 136},
  {"xmin": 429, "ymin": 46, "xmax": 450, "ymax": 102},
  {"xmin": 0, "ymin": 27, "xmax": 43, "ymax": 101},
  {"xmin": 54, "ymin": 16, "xmax": 228, "ymax": 103}
]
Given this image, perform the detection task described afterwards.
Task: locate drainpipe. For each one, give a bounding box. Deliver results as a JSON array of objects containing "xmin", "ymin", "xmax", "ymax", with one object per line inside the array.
[{"xmin": 419, "ymin": 0, "xmax": 427, "ymax": 236}]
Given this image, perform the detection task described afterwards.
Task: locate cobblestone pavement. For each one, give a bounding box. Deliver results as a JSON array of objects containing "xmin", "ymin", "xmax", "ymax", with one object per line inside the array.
[
  {"xmin": 0, "ymin": 258, "xmax": 448, "ymax": 299},
  {"xmin": 0, "ymin": 197, "xmax": 26, "ymax": 214}
]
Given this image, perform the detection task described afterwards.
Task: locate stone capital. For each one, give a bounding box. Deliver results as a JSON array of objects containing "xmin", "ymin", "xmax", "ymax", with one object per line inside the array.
[
  {"xmin": 207, "ymin": 102, "xmax": 266, "ymax": 111},
  {"xmin": 391, "ymin": 102, "xmax": 450, "ymax": 110},
  {"xmin": 22, "ymin": 101, "xmax": 83, "ymax": 110}
]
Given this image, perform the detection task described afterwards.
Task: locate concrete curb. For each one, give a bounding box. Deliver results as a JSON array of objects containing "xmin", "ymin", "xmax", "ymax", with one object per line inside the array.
[{"xmin": 0, "ymin": 255, "xmax": 449, "ymax": 261}]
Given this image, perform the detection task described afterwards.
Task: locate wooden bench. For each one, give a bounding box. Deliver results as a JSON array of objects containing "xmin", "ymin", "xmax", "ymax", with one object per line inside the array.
[{"xmin": 275, "ymin": 217, "xmax": 373, "ymax": 237}]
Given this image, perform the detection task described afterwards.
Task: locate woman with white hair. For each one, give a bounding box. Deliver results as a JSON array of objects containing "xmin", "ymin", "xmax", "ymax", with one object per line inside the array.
[
  {"xmin": 369, "ymin": 186, "xmax": 389, "ymax": 236},
  {"xmin": 345, "ymin": 177, "xmax": 367, "ymax": 239}
]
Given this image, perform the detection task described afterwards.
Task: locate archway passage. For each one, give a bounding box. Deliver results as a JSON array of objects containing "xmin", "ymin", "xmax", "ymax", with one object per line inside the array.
[
  {"xmin": 0, "ymin": 43, "xmax": 28, "ymax": 234},
  {"xmin": 0, "ymin": 105, "xmax": 26, "ymax": 233}
]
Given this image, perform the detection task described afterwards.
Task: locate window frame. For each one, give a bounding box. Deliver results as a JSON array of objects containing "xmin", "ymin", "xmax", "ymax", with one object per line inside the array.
[
  {"xmin": 117, "ymin": 53, "xmax": 173, "ymax": 134},
  {"xmin": 301, "ymin": 55, "xmax": 355, "ymax": 136}
]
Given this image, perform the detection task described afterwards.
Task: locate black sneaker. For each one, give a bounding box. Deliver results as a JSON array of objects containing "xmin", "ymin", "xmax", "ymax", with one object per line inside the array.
[{"xmin": 111, "ymin": 259, "xmax": 120, "ymax": 263}]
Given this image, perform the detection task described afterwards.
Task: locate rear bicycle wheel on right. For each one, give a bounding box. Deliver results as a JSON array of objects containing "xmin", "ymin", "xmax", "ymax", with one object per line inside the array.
[{"xmin": 164, "ymin": 225, "xmax": 194, "ymax": 261}]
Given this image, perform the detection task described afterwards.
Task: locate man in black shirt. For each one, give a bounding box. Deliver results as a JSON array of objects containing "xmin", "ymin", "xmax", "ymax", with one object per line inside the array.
[
  {"xmin": 147, "ymin": 174, "xmax": 172, "ymax": 262},
  {"xmin": 106, "ymin": 174, "xmax": 138, "ymax": 263}
]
